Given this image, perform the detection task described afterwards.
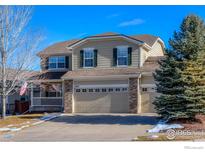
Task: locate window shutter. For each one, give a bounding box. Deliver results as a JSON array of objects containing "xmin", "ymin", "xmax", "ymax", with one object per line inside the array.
[
  {"xmin": 65, "ymin": 56, "xmax": 69, "ymax": 68},
  {"xmin": 80, "ymin": 50, "xmax": 84, "ymax": 67},
  {"xmin": 113, "ymin": 48, "xmax": 117, "ymax": 66},
  {"xmin": 128, "ymin": 47, "xmax": 132, "ymax": 66},
  {"xmin": 94, "ymin": 49, "xmax": 98, "ymax": 67}
]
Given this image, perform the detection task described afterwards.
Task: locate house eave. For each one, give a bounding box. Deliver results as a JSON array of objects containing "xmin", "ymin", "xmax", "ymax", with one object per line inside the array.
[{"xmin": 66, "ymin": 35, "xmax": 151, "ymax": 51}]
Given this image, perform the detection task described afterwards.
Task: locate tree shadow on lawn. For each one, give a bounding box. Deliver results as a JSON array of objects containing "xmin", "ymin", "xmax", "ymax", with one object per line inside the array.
[{"xmin": 51, "ymin": 114, "xmax": 159, "ymax": 125}]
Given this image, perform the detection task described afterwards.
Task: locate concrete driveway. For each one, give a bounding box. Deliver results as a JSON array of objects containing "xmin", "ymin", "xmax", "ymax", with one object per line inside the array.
[{"xmin": 0, "ymin": 114, "xmax": 159, "ymax": 141}]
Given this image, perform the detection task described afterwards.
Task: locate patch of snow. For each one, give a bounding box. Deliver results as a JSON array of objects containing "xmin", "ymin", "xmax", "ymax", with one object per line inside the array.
[
  {"xmin": 147, "ymin": 123, "xmax": 184, "ymax": 133},
  {"xmin": 10, "ymin": 127, "xmax": 22, "ymax": 132},
  {"xmin": 7, "ymin": 124, "xmax": 13, "ymax": 127},
  {"xmin": 0, "ymin": 128, "xmax": 11, "ymax": 131},
  {"xmin": 20, "ymin": 125, "xmax": 30, "ymax": 129},
  {"xmin": 148, "ymin": 135, "xmax": 159, "ymax": 139},
  {"xmin": 32, "ymin": 113, "xmax": 61, "ymax": 125},
  {"xmin": 40, "ymin": 113, "xmax": 61, "ymax": 121},
  {"xmin": 32, "ymin": 121, "xmax": 44, "ymax": 126}
]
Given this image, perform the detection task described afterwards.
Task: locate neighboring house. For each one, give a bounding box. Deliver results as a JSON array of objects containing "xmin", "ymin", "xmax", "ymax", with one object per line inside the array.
[
  {"xmin": 0, "ymin": 69, "xmax": 36, "ymax": 114},
  {"xmin": 30, "ymin": 32, "xmax": 165, "ymax": 113}
]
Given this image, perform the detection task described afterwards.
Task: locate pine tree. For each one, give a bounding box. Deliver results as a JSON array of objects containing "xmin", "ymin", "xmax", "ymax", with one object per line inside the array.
[
  {"xmin": 153, "ymin": 52, "xmax": 186, "ymax": 120},
  {"xmin": 154, "ymin": 14, "xmax": 205, "ymax": 120}
]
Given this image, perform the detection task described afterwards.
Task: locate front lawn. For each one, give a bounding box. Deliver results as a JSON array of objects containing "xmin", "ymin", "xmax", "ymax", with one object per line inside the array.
[{"xmin": 0, "ymin": 114, "xmax": 44, "ymax": 134}]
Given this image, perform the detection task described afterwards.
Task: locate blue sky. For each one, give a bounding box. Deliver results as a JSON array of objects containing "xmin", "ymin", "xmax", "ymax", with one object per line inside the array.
[{"xmin": 29, "ymin": 5, "xmax": 205, "ymax": 69}]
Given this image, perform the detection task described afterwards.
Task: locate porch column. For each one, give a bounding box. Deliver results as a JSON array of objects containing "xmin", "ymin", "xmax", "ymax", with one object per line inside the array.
[
  {"xmin": 129, "ymin": 77, "xmax": 140, "ymax": 113},
  {"xmin": 63, "ymin": 80, "xmax": 73, "ymax": 113}
]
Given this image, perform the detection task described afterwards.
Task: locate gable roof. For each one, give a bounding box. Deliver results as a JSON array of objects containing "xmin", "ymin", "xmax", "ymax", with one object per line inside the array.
[
  {"xmin": 38, "ymin": 32, "xmax": 163, "ymax": 57},
  {"xmin": 131, "ymin": 34, "xmax": 159, "ymax": 47},
  {"xmin": 91, "ymin": 32, "xmax": 119, "ymax": 37},
  {"xmin": 37, "ymin": 40, "xmax": 78, "ymax": 56}
]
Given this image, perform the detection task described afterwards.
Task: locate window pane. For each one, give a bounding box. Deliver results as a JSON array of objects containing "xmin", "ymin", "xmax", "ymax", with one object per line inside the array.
[
  {"xmin": 102, "ymin": 88, "xmax": 107, "ymax": 92},
  {"xmin": 58, "ymin": 57, "xmax": 65, "ymax": 63},
  {"xmin": 49, "ymin": 57, "xmax": 57, "ymax": 63},
  {"xmin": 118, "ymin": 57, "xmax": 127, "ymax": 65},
  {"xmin": 85, "ymin": 59, "xmax": 93, "ymax": 67},
  {"xmin": 118, "ymin": 50, "xmax": 127, "ymax": 57},
  {"xmin": 84, "ymin": 50, "xmax": 93, "ymax": 58},
  {"xmin": 76, "ymin": 89, "xmax": 80, "ymax": 92},
  {"xmin": 58, "ymin": 63, "xmax": 65, "ymax": 68},
  {"xmin": 49, "ymin": 63, "xmax": 56, "ymax": 68},
  {"xmin": 117, "ymin": 48, "xmax": 128, "ymax": 66}
]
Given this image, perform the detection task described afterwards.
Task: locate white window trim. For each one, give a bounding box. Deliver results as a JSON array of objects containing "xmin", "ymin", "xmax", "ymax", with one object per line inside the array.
[
  {"xmin": 48, "ymin": 56, "xmax": 66, "ymax": 70},
  {"xmin": 116, "ymin": 46, "xmax": 129, "ymax": 67},
  {"xmin": 83, "ymin": 48, "xmax": 94, "ymax": 68}
]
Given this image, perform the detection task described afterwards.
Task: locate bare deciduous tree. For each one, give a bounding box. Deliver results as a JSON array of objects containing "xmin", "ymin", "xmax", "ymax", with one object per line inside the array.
[{"xmin": 0, "ymin": 6, "xmax": 43, "ymax": 119}]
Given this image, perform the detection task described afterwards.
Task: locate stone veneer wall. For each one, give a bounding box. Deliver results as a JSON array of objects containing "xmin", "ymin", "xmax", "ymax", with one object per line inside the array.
[
  {"xmin": 64, "ymin": 80, "xmax": 73, "ymax": 113},
  {"xmin": 129, "ymin": 77, "xmax": 139, "ymax": 113}
]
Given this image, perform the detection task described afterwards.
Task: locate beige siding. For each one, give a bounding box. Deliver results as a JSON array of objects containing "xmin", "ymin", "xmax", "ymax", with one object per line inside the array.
[
  {"xmin": 141, "ymin": 92, "xmax": 158, "ymax": 113},
  {"xmin": 147, "ymin": 41, "xmax": 164, "ymax": 57},
  {"xmin": 139, "ymin": 41, "xmax": 164, "ymax": 67},
  {"xmin": 139, "ymin": 47, "xmax": 148, "ymax": 67},
  {"xmin": 141, "ymin": 76, "xmax": 155, "ymax": 84},
  {"xmin": 140, "ymin": 75, "xmax": 159, "ymax": 113},
  {"xmin": 72, "ymin": 38, "xmax": 140, "ymax": 70}
]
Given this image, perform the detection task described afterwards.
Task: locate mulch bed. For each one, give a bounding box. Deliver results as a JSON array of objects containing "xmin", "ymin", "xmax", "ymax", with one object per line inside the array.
[{"xmin": 170, "ymin": 114, "xmax": 205, "ymax": 131}]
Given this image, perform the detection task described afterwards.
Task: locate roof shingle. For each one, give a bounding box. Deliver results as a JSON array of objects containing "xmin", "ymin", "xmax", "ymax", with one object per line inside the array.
[{"xmin": 38, "ymin": 32, "xmax": 161, "ymax": 56}]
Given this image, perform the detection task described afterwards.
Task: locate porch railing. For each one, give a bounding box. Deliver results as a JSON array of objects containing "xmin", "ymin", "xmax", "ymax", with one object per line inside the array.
[{"xmin": 32, "ymin": 97, "xmax": 63, "ymax": 107}]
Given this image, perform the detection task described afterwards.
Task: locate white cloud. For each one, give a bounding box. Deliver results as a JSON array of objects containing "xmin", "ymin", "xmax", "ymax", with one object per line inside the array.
[{"xmin": 118, "ymin": 18, "xmax": 145, "ymax": 27}]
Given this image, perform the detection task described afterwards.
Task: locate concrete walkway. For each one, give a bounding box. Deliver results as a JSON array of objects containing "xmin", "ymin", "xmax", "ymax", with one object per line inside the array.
[{"xmin": 0, "ymin": 114, "xmax": 159, "ymax": 141}]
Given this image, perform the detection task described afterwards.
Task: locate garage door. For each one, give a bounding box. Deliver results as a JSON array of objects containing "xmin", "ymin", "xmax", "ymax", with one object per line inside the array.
[{"xmin": 74, "ymin": 81, "xmax": 129, "ymax": 113}]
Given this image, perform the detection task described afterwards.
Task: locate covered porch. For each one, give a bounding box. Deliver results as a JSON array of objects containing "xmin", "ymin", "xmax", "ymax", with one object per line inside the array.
[{"xmin": 30, "ymin": 81, "xmax": 63, "ymax": 112}]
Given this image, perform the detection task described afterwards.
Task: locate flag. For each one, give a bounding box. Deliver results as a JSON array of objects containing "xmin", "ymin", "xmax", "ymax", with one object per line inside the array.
[{"xmin": 20, "ymin": 82, "xmax": 28, "ymax": 96}]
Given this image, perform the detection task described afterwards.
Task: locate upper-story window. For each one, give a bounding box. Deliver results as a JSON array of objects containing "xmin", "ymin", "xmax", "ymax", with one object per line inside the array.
[
  {"xmin": 117, "ymin": 46, "xmax": 128, "ymax": 66},
  {"xmin": 48, "ymin": 56, "xmax": 66, "ymax": 69},
  {"xmin": 84, "ymin": 48, "xmax": 94, "ymax": 68}
]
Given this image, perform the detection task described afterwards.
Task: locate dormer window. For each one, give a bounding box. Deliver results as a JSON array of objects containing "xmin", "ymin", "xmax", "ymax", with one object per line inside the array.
[{"xmin": 48, "ymin": 56, "xmax": 66, "ymax": 69}]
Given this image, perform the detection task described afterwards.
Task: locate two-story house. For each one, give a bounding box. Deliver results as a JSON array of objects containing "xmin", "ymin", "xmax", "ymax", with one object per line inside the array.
[{"xmin": 30, "ymin": 32, "xmax": 165, "ymax": 114}]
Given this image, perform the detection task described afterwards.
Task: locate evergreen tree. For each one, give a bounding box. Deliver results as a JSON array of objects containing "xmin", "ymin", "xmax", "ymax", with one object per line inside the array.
[
  {"xmin": 154, "ymin": 14, "xmax": 205, "ymax": 120},
  {"xmin": 153, "ymin": 52, "xmax": 186, "ymax": 120}
]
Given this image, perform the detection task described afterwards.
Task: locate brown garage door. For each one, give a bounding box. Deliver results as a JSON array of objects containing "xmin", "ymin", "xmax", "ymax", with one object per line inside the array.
[{"xmin": 74, "ymin": 85, "xmax": 129, "ymax": 113}]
